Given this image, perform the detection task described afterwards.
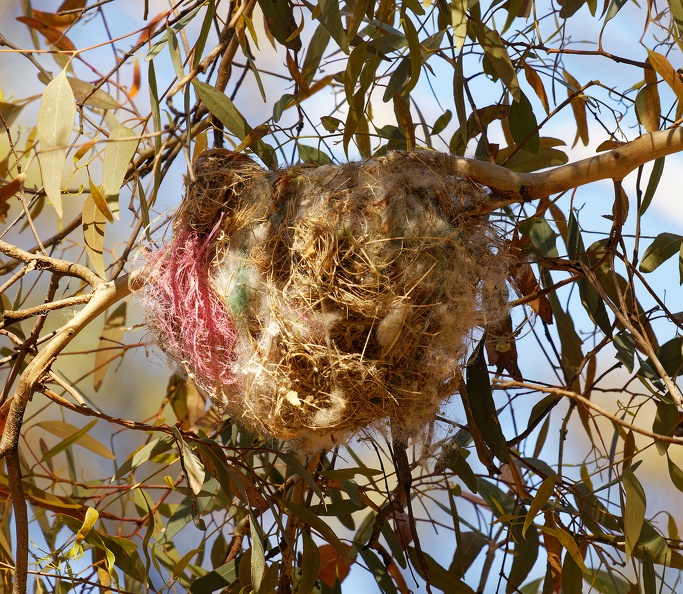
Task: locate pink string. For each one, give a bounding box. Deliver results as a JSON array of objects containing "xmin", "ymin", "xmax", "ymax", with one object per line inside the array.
[{"xmin": 145, "ymin": 223, "xmax": 237, "ymax": 385}]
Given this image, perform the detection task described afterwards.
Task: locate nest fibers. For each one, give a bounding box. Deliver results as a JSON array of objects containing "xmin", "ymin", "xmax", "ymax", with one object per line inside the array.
[{"xmin": 142, "ymin": 149, "xmax": 510, "ymax": 448}]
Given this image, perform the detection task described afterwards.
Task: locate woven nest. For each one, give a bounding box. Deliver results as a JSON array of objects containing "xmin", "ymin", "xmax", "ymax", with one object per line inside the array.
[{"xmin": 143, "ymin": 149, "xmax": 509, "ymax": 448}]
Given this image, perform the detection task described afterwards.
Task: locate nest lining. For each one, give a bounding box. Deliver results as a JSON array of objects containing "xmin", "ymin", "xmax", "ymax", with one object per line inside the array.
[{"xmin": 143, "ymin": 149, "xmax": 509, "ymax": 448}]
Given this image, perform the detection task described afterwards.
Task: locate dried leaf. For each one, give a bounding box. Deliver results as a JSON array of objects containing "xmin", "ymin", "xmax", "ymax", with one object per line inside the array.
[
  {"xmin": 37, "ymin": 69, "xmax": 76, "ymax": 218},
  {"xmin": 564, "ymin": 70, "xmax": 589, "ymax": 147},
  {"xmin": 318, "ymin": 544, "xmax": 352, "ymax": 587},
  {"xmin": 647, "ymin": 50, "xmax": 683, "ymax": 104},
  {"xmin": 16, "ymin": 16, "xmax": 77, "ymax": 52},
  {"xmin": 523, "ymin": 62, "xmax": 549, "ymax": 113},
  {"xmin": 89, "ymin": 179, "xmax": 113, "ymax": 224},
  {"xmin": 0, "ymin": 173, "xmax": 25, "ymax": 222}
]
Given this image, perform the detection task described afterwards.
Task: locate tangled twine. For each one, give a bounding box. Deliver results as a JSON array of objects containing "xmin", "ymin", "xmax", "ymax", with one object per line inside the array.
[{"xmin": 142, "ymin": 149, "xmax": 510, "ymax": 448}]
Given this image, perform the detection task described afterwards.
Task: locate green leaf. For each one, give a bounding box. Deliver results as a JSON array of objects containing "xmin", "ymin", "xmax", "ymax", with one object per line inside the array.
[
  {"xmin": 401, "ymin": 13, "xmax": 421, "ymax": 95},
  {"xmin": 613, "ymin": 332, "xmax": 636, "ymax": 373},
  {"xmin": 102, "ymin": 124, "xmax": 138, "ymax": 203},
  {"xmin": 509, "ymin": 92, "xmax": 540, "ymax": 154},
  {"xmin": 635, "ymin": 83, "xmax": 661, "ymax": 133},
  {"xmin": 640, "ymin": 232, "xmax": 682, "ymax": 273},
  {"xmin": 432, "ymin": 110, "xmax": 452, "ymax": 135},
  {"xmin": 37, "ymin": 420, "xmax": 115, "ymax": 460},
  {"xmin": 642, "ymin": 550, "xmax": 656, "ymax": 594},
  {"xmin": 561, "ymin": 551, "xmax": 583, "ymax": 594},
  {"xmin": 302, "ymin": 23, "xmax": 331, "ymax": 85},
  {"xmin": 666, "ymin": 455, "xmax": 683, "ymax": 492},
  {"xmin": 39, "ymin": 419, "xmax": 99, "ymax": 462},
  {"xmin": 450, "ymin": 531, "xmax": 487, "ymax": 579},
  {"xmin": 190, "ymin": 560, "xmax": 237, "ymax": 593},
  {"xmin": 0, "ymin": 100, "xmax": 24, "ymax": 131},
  {"xmin": 466, "ymin": 342, "xmax": 509, "ymax": 463},
  {"xmin": 37, "ymin": 68, "xmax": 76, "ymax": 218},
  {"xmin": 82, "ymin": 194, "xmax": 107, "ymax": 279},
  {"xmin": 192, "ymin": 80, "xmax": 276, "ymax": 167},
  {"xmin": 559, "ymin": 0, "xmax": 586, "ymax": 18},
  {"xmin": 623, "ymin": 466, "xmax": 646, "ymax": 560},
  {"xmin": 316, "ymin": 0, "xmax": 348, "ymax": 53},
  {"xmin": 653, "ymin": 400, "xmax": 679, "ymax": 454},
  {"xmin": 523, "ymin": 476, "xmax": 556, "ymax": 537},
  {"xmin": 299, "ymin": 531, "xmax": 320, "ymax": 594},
  {"xmin": 278, "ymin": 499, "xmax": 347, "ymax": 556},
  {"xmin": 453, "ymin": 53, "xmax": 468, "ymax": 152},
  {"xmin": 67, "ymin": 77, "xmax": 120, "ymax": 109},
  {"xmin": 193, "ymin": 0, "xmax": 215, "ymax": 69},
  {"xmin": 250, "ymin": 515, "xmax": 265, "ymax": 592},
  {"xmin": 578, "ymin": 278, "xmax": 612, "ymax": 336},
  {"xmin": 297, "ymin": 142, "xmax": 332, "ymax": 165},
  {"xmin": 640, "ymin": 157, "xmax": 665, "ymax": 216},
  {"xmin": 523, "ymin": 217, "xmax": 559, "ymax": 258},
  {"xmin": 113, "ymin": 435, "xmax": 175, "ymax": 480},
  {"xmin": 259, "ymin": 0, "xmax": 302, "ymax": 50},
  {"xmin": 451, "ymin": 0, "xmax": 468, "ymax": 53},
  {"xmin": 508, "ymin": 521, "xmax": 539, "ymax": 593},
  {"xmin": 498, "ymin": 138, "xmax": 568, "ymax": 172},
  {"xmin": 475, "ymin": 23, "xmax": 520, "ymax": 101},
  {"xmin": 408, "ymin": 547, "xmax": 475, "ymax": 594}
]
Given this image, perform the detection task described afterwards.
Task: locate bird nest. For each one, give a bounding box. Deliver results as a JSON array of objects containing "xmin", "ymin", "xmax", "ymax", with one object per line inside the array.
[{"xmin": 142, "ymin": 149, "xmax": 509, "ymax": 448}]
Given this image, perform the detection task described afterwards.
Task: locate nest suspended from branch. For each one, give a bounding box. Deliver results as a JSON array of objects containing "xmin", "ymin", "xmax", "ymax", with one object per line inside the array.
[{"xmin": 142, "ymin": 149, "xmax": 510, "ymax": 448}]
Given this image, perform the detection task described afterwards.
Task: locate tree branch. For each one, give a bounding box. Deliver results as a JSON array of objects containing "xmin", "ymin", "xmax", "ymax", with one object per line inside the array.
[{"xmin": 423, "ymin": 128, "xmax": 683, "ymax": 206}]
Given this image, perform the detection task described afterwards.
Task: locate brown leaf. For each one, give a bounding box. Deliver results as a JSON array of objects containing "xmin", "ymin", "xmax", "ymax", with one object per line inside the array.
[
  {"xmin": 543, "ymin": 512, "xmax": 563, "ymax": 587},
  {"xmin": 508, "ymin": 235, "xmax": 554, "ymax": 324},
  {"xmin": 0, "ymin": 173, "xmax": 25, "ymax": 222},
  {"xmin": 16, "ymin": 16, "xmax": 77, "ymax": 52},
  {"xmin": 31, "ymin": 9, "xmax": 80, "ymax": 30},
  {"xmin": 563, "ymin": 70, "xmax": 588, "ymax": 147},
  {"xmin": 523, "ymin": 62, "xmax": 549, "ymax": 114},
  {"xmin": 486, "ymin": 315, "xmax": 522, "ymax": 380},
  {"xmin": 286, "ymin": 51, "xmax": 308, "ymax": 93},
  {"xmin": 318, "ymin": 543, "xmax": 353, "ymax": 587}
]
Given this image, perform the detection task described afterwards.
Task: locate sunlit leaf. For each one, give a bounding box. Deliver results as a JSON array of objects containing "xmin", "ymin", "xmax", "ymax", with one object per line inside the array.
[
  {"xmin": 299, "ymin": 531, "xmax": 321, "ymax": 594},
  {"xmin": 523, "ymin": 476, "xmax": 556, "ymax": 537},
  {"xmin": 451, "ymin": 0, "xmax": 468, "ymax": 52},
  {"xmin": 37, "ymin": 420, "xmax": 114, "ymax": 459},
  {"xmin": 647, "ymin": 50, "xmax": 683, "ymax": 105},
  {"xmin": 37, "ymin": 69, "xmax": 76, "ymax": 218},
  {"xmin": 475, "ymin": 23, "xmax": 520, "ymax": 101},
  {"xmin": 635, "ymin": 83, "xmax": 661, "ymax": 133},
  {"xmin": 82, "ymin": 193, "xmax": 107, "ymax": 279},
  {"xmin": 102, "ymin": 124, "xmax": 138, "ymax": 205}
]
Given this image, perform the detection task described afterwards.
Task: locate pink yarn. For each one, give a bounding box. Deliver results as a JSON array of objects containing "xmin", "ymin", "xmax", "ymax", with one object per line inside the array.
[{"xmin": 145, "ymin": 225, "xmax": 237, "ymax": 385}]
